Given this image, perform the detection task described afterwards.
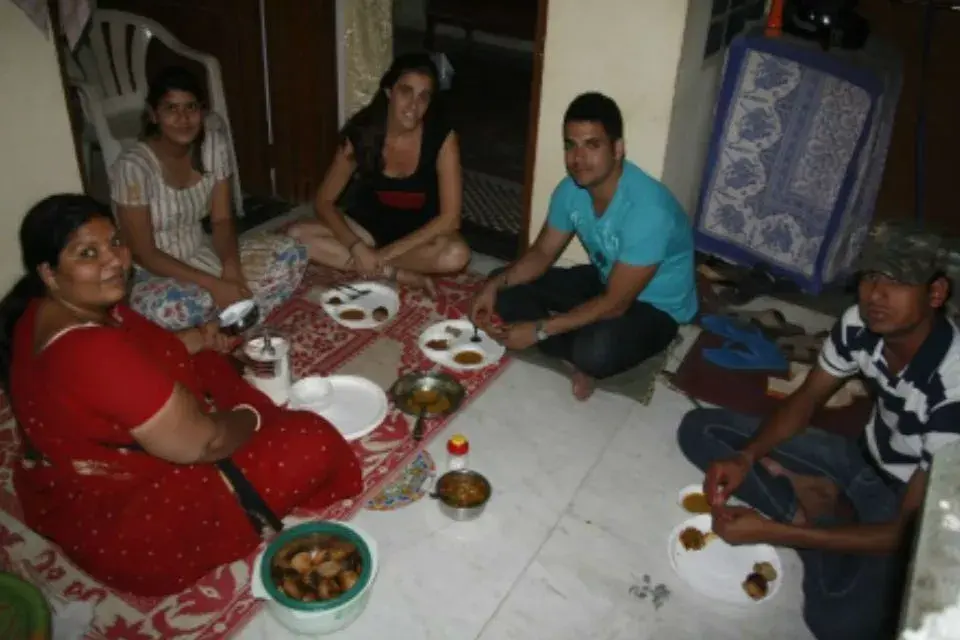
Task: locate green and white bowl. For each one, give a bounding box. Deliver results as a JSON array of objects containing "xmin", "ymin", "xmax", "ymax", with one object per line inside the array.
[{"xmin": 251, "ymin": 521, "xmax": 379, "ymax": 635}]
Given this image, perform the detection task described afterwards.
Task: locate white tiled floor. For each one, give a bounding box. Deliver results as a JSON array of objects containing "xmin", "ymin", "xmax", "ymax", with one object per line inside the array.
[
  {"xmin": 237, "ymin": 363, "xmax": 814, "ymax": 640},
  {"xmin": 236, "ymin": 249, "xmax": 820, "ymax": 639}
]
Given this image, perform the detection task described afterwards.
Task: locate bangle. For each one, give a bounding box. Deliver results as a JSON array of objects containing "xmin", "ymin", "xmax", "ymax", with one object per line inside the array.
[{"xmin": 233, "ymin": 403, "xmax": 262, "ymax": 432}]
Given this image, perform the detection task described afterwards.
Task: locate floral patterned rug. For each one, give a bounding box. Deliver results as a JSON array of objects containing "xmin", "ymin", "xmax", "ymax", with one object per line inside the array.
[{"xmin": 0, "ymin": 264, "xmax": 511, "ymax": 639}]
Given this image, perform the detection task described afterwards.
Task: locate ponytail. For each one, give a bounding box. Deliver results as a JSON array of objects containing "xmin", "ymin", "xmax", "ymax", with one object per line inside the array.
[{"xmin": 0, "ymin": 273, "xmax": 44, "ymax": 393}]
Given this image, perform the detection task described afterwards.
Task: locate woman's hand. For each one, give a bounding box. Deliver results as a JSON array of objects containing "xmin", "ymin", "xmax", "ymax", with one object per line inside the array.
[
  {"xmin": 209, "ymin": 279, "xmax": 252, "ymax": 310},
  {"xmin": 348, "ymin": 243, "xmax": 381, "ymax": 277},
  {"xmin": 221, "ymin": 260, "xmax": 248, "ymax": 287},
  {"xmin": 179, "ymin": 322, "xmax": 235, "ymax": 354}
]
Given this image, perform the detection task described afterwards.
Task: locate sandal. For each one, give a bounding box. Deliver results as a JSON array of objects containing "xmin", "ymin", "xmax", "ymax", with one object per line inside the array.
[
  {"xmin": 700, "ymin": 315, "xmax": 789, "ymax": 372},
  {"xmin": 776, "ymin": 333, "xmax": 826, "ymax": 364},
  {"xmin": 726, "ymin": 309, "xmax": 805, "ymax": 339}
]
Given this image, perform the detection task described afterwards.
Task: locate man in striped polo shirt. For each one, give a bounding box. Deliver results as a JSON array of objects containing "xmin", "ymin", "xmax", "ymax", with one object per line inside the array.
[{"xmin": 677, "ymin": 241, "xmax": 956, "ymax": 640}]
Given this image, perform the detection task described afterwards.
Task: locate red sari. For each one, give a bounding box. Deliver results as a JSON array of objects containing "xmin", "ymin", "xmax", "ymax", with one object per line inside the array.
[{"xmin": 10, "ymin": 302, "xmax": 362, "ymax": 596}]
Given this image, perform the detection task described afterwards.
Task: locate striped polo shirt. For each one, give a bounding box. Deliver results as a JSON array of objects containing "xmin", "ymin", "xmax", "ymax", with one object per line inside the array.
[{"xmin": 819, "ymin": 306, "xmax": 960, "ymax": 483}]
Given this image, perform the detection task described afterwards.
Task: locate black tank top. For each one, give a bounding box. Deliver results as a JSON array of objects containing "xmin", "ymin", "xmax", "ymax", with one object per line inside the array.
[{"xmin": 347, "ymin": 113, "xmax": 454, "ymax": 246}]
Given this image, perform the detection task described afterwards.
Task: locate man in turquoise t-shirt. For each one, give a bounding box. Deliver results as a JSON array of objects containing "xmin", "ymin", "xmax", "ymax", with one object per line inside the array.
[{"xmin": 471, "ymin": 92, "xmax": 697, "ymax": 400}]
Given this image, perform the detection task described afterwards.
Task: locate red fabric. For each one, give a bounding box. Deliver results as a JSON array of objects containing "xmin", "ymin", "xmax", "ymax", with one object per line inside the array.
[
  {"xmin": 10, "ymin": 302, "xmax": 362, "ymax": 596},
  {"xmin": 375, "ymin": 189, "xmax": 427, "ymax": 210}
]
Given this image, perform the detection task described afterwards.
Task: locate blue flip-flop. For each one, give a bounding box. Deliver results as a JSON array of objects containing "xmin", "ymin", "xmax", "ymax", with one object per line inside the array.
[{"xmin": 700, "ymin": 315, "xmax": 789, "ymax": 372}]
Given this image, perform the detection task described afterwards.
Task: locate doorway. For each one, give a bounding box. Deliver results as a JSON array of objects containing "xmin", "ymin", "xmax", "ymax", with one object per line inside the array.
[{"xmin": 391, "ymin": 0, "xmax": 548, "ymax": 260}]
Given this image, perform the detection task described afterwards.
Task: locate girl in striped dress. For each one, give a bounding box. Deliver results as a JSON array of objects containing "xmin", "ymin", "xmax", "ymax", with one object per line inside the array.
[{"xmin": 111, "ymin": 66, "xmax": 306, "ymax": 331}]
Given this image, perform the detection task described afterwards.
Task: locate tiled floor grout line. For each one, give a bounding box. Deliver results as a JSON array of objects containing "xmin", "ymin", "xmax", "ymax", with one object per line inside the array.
[{"xmin": 472, "ymin": 405, "xmax": 634, "ymax": 639}]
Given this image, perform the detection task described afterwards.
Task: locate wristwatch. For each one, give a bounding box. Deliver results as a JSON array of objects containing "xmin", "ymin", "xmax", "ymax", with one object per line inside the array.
[{"xmin": 534, "ymin": 320, "xmax": 549, "ymax": 342}]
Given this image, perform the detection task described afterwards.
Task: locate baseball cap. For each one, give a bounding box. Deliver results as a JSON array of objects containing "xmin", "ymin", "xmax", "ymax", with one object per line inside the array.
[{"xmin": 858, "ymin": 237, "xmax": 946, "ymax": 285}]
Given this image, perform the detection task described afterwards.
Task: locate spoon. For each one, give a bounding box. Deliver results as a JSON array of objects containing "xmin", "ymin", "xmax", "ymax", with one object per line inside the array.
[
  {"xmin": 470, "ymin": 322, "xmax": 482, "ymax": 343},
  {"xmin": 412, "ymin": 404, "xmax": 427, "ymax": 441}
]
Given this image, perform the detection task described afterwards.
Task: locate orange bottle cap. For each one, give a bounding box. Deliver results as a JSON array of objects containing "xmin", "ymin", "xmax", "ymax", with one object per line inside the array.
[{"xmin": 447, "ymin": 434, "xmax": 469, "ymax": 455}]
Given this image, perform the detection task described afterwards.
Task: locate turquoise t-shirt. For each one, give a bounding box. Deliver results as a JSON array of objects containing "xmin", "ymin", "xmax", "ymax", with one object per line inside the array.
[{"xmin": 546, "ymin": 161, "xmax": 698, "ymax": 323}]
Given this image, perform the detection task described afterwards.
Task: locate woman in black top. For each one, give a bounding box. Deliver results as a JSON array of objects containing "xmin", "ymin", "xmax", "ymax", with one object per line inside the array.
[{"xmin": 288, "ymin": 53, "xmax": 470, "ymax": 293}]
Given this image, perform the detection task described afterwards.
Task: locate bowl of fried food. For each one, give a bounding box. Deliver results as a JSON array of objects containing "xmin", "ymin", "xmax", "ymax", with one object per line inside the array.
[
  {"xmin": 252, "ymin": 520, "xmax": 379, "ymax": 635},
  {"xmin": 432, "ymin": 469, "xmax": 492, "ymax": 521}
]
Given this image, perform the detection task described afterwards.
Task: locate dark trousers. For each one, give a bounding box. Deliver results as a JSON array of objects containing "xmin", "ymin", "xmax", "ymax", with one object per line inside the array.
[
  {"xmin": 493, "ymin": 265, "xmax": 678, "ymax": 379},
  {"xmin": 678, "ymin": 408, "xmax": 907, "ymax": 640}
]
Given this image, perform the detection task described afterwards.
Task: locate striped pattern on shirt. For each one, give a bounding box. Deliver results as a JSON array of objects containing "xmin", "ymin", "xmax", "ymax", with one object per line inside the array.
[{"xmin": 819, "ymin": 306, "xmax": 960, "ymax": 483}]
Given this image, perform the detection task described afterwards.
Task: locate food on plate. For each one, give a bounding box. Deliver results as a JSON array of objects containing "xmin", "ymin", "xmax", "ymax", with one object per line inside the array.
[
  {"xmin": 753, "ymin": 561, "xmax": 778, "ymax": 582},
  {"xmin": 681, "ymin": 492, "xmax": 711, "ymax": 514},
  {"xmin": 678, "ymin": 527, "xmax": 707, "ymax": 551},
  {"xmin": 742, "ymin": 572, "xmax": 769, "ymax": 601},
  {"xmin": 453, "ymin": 350, "xmax": 484, "ymax": 366},
  {"xmin": 372, "ymin": 306, "xmax": 390, "ymax": 321},
  {"xmin": 437, "ymin": 473, "xmax": 488, "ymax": 508},
  {"xmin": 407, "ymin": 389, "xmax": 451, "ymax": 414},
  {"xmin": 327, "ymin": 296, "xmax": 343, "ymax": 306},
  {"xmin": 339, "ymin": 308, "xmax": 366, "ymax": 321},
  {"xmin": 270, "ymin": 533, "xmax": 364, "ymax": 603},
  {"xmin": 444, "ymin": 326, "xmax": 463, "ymax": 338},
  {"xmin": 425, "ymin": 339, "xmax": 449, "ymax": 351}
]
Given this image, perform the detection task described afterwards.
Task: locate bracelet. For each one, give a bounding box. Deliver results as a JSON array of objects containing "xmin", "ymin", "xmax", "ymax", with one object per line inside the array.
[{"xmin": 233, "ymin": 403, "xmax": 262, "ymax": 432}]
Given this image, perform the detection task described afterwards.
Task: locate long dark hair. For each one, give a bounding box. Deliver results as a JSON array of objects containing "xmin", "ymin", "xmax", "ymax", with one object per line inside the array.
[
  {"xmin": 341, "ymin": 52, "xmax": 440, "ymax": 176},
  {"xmin": 0, "ymin": 195, "xmax": 112, "ymax": 393},
  {"xmin": 141, "ymin": 65, "xmax": 208, "ymax": 174}
]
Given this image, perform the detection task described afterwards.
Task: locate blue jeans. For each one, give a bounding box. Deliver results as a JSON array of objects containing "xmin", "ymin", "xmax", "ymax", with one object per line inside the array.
[
  {"xmin": 493, "ymin": 265, "xmax": 678, "ymax": 379},
  {"xmin": 677, "ymin": 408, "xmax": 906, "ymax": 640}
]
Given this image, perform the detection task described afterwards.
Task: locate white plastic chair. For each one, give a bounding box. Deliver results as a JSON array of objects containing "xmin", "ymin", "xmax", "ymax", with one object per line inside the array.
[{"xmin": 66, "ymin": 9, "xmax": 244, "ymax": 216}]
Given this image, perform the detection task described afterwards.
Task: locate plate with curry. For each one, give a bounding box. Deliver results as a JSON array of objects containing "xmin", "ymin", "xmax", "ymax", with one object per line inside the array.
[
  {"xmin": 320, "ymin": 282, "xmax": 399, "ymax": 330},
  {"xmin": 668, "ymin": 514, "xmax": 783, "ymax": 606},
  {"xmin": 417, "ymin": 320, "xmax": 506, "ymax": 372}
]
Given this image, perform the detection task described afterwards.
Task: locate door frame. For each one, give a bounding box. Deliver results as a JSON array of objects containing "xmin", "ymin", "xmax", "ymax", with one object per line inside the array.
[{"xmin": 518, "ymin": 0, "xmax": 549, "ymax": 251}]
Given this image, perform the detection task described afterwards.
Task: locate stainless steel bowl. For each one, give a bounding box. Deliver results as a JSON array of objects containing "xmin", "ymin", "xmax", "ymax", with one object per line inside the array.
[
  {"xmin": 219, "ymin": 299, "xmax": 260, "ymax": 336},
  {"xmin": 433, "ymin": 470, "xmax": 492, "ymax": 521},
  {"xmin": 389, "ymin": 372, "xmax": 466, "ymax": 418}
]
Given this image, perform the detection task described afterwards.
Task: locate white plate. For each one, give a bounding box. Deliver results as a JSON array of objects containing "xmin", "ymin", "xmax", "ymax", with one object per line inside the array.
[
  {"xmin": 668, "ymin": 514, "xmax": 783, "ymax": 606},
  {"xmin": 417, "ymin": 319, "xmax": 506, "ymax": 371},
  {"xmin": 289, "ymin": 375, "xmax": 388, "ymax": 442},
  {"xmin": 320, "ymin": 282, "xmax": 400, "ymax": 330}
]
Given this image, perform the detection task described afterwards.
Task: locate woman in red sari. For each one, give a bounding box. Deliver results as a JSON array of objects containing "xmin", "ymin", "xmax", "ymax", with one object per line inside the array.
[{"xmin": 0, "ymin": 194, "xmax": 362, "ymax": 597}]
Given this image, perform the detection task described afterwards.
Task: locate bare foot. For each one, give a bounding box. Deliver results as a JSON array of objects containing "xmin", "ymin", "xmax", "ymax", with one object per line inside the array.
[
  {"xmin": 760, "ymin": 458, "xmax": 854, "ymax": 525},
  {"xmin": 395, "ymin": 269, "xmax": 437, "ymax": 298},
  {"xmin": 570, "ymin": 369, "xmax": 596, "ymax": 402}
]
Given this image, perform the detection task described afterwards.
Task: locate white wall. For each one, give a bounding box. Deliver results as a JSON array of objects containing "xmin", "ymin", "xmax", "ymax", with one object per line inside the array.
[
  {"xmin": 528, "ymin": 0, "xmax": 690, "ymax": 262},
  {"xmin": 0, "ymin": 2, "xmax": 83, "ymax": 288},
  {"xmin": 660, "ymin": 1, "xmax": 726, "ymax": 215}
]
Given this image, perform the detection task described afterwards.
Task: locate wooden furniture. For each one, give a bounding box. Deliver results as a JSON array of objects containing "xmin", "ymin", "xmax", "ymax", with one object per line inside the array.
[{"xmin": 425, "ymin": 0, "xmax": 537, "ymax": 48}]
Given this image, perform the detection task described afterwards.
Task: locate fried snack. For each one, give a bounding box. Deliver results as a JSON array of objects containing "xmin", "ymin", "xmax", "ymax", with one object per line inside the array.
[
  {"xmin": 753, "ymin": 561, "xmax": 778, "ymax": 582},
  {"xmin": 453, "ymin": 350, "xmax": 484, "ymax": 366},
  {"xmin": 339, "ymin": 308, "xmax": 365, "ymax": 321},
  {"xmin": 372, "ymin": 306, "xmax": 389, "ymax": 321},
  {"xmin": 681, "ymin": 492, "xmax": 711, "ymax": 514},
  {"xmin": 742, "ymin": 572, "xmax": 769, "ymax": 601},
  {"xmin": 271, "ymin": 534, "xmax": 363, "ymax": 603},
  {"xmin": 328, "ymin": 296, "xmax": 343, "ymax": 306},
  {"xmin": 426, "ymin": 339, "xmax": 449, "ymax": 351}
]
